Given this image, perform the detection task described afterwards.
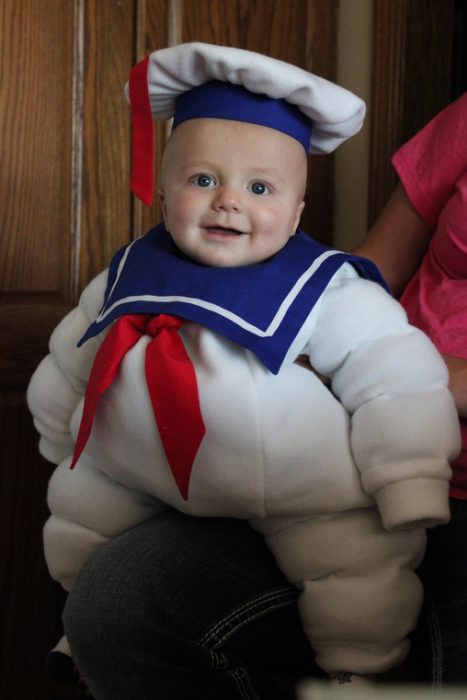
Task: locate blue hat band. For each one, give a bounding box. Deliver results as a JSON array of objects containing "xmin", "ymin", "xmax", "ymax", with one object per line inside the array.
[{"xmin": 172, "ymin": 80, "xmax": 311, "ymax": 152}]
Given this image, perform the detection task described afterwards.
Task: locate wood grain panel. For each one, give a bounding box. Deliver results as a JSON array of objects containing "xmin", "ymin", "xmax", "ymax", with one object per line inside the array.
[
  {"xmin": 0, "ymin": 0, "xmax": 74, "ymax": 296},
  {"xmin": 304, "ymin": 0, "xmax": 338, "ymax": 245},
  {"xmin": 133, "ymin": 0, "xmax": 171, "ymax": 237},
  {"xmin": 368, "ymin": 0, "xmax": 406, "ymax": 229},
  {"xmin": 0, "ymin": 0, "xmax": 75, "ymax": 387},
  {"xmin": 181, "ymin": 0, "xmax": 307, "ymax": 60},
  {"xmin": 0, "ymin": 301, "xmax": 69, "ymax": 390},
  {"xmin": 368, "ymin": 0, "xmax": 454, "ymax": 224},
  {"xmin": 79, "ymin": 0, "xmax": 136, "ymax": 286}
]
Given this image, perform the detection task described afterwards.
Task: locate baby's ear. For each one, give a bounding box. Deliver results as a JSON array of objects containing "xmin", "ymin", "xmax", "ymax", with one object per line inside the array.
[
  {"xmin": 293, "ymin": 200, "xmax": 305, "ymax": 233},
  {"xmin": 158, "ymin": 190, "xmax": 167, "ymax": 220}
]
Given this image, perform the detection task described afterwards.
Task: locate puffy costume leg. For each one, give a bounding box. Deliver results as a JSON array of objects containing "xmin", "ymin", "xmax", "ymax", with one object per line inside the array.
[
  {"xmin": 44, "ymin": 455, "xmax": 165, "ymax": 590},
  {"xmin": 43, "ymin": 454, "xmax": 166, "ymax": 682},
  {"xmin": 253, "ymin": 507, "xmax": 427, "ymax": 675}
]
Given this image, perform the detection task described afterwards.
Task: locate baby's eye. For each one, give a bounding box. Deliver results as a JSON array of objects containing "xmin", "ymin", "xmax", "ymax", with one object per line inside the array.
[
  {"xmin": 192, "ymin": 174, "xmax": 216, "ymax": 188},
  {"xmin": 249, "ymin": 181, "xmax": 270, "ymax": 195}
]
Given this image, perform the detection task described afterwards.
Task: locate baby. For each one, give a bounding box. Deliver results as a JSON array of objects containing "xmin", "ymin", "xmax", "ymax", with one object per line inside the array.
[{"xmin": 28, "ymin": 43, "xmax": 460, "ymax": 687}]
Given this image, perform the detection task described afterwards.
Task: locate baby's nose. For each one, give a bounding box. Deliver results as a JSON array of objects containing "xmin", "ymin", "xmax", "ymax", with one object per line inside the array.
[{"xmin": 212, "ymin": 185, "xmax": 242, "ymax": 212}]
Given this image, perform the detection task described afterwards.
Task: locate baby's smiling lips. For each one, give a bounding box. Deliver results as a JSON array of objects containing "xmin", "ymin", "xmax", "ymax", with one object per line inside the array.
[{"xmin": 205, "ymin": 225, "xmax": 246, "ymax": 236}]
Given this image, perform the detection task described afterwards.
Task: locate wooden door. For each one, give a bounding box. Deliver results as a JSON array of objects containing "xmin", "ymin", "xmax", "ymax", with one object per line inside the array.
[
  {"xmin": 368, "ymin": 0, "xmax": 456, "ymax": 223},
  {"xmin": 0, "ymin": 2, "xmax": 337, "ymax": 697}
]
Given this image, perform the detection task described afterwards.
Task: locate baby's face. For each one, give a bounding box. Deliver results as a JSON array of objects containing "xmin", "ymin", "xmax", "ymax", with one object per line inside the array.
[{"xmin": 159, "ymin": 118, "xmax": 306, "ymax": 267}]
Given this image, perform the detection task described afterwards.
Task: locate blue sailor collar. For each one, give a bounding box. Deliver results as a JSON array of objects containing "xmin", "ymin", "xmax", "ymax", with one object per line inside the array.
[{"xmin": 79, "ymin": 224, "xmax": 388, "ymax": 374}]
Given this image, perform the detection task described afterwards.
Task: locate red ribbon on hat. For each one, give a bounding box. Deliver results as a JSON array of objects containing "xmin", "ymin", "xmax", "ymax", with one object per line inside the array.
[
  {"xmin": 129, "ymin": 56, "xmax": 155, "ymax": 206},
  {"xmin": 70, "ymin": 313, "xmax": 206, "ymax": 501}
]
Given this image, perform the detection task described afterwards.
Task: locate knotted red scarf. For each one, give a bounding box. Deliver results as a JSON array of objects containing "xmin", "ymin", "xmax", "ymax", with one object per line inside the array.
[{"xmin": 70, "ymin": 314, "xmax": 206, "ymax": 500}]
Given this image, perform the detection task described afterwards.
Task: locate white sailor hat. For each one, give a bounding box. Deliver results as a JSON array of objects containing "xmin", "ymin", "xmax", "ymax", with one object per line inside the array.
[{"xmin": 127, "ymin": 42, "xmax": 366, "ymax": 205}]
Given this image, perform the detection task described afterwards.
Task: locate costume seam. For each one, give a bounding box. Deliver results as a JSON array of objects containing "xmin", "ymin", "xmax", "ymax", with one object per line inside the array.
[{"xmin": 246, "ymin": 352, "xmax": 267, "ymax": 519}]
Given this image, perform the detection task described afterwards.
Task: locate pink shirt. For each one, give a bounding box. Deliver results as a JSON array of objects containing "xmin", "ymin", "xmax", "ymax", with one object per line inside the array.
[{"xmin": 393, "ymin": 92, "xmax": 467, "ymax": 499}]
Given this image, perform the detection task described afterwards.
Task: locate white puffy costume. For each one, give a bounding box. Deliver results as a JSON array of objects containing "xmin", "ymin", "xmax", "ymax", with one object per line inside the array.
[
  {"xmin": 28, "ymin": 223, "xmax": 460, "ymax": 675},
  {"xmin": 27, "ymin": 43, "xmax": 460, "ymax": 676}
]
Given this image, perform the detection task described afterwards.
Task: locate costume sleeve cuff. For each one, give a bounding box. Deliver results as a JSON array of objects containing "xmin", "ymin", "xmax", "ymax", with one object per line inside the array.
[{"xmin": 375, "ymin": 477, "xmax": 450, "ymax": 531}]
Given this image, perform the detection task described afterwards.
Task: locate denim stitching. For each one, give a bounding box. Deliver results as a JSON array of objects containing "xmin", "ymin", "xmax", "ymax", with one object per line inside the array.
[
  {"xmin": 227, "ymin": 667, "xmax": 261, "ymax": 700},
  {"xmin": 209, "ymin": 649, "xmax": 230, "ymax": 670},
  {"xmin": 200, "ymin": 586, "xmax": 295, "ymax": 646},
  {"xmin": 200, "ymin": 586, "xmax": 297, "ymax": 648},
  {"xmin": 200, "ymin": 587, "xmax": 298, "ymax": 699},
  {"xmin": 208, "ymin": 650, "xmax": 260, "ymax": 699},
  {"xmin": 203, "ymin": 587, "xmax": 296, "ymax": 642},
  {"xmin": 199, "ymin": 585, "xmax": 298, "ymax": 649}
]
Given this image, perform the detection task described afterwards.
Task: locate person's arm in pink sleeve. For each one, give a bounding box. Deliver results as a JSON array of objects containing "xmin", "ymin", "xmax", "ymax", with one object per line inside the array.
[
  {"xmin": 443, "ymin": 355, "xmax": 467, "ymax": 419},
  {"xmin": 356, "ymin": 184, "xmax": 467, "ymax": 419}
]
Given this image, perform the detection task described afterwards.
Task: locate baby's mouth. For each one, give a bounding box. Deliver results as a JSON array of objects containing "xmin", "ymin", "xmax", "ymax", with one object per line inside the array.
[{"xmin": 205, "ymin": 225, "xmax": 246, "ymax": 236}]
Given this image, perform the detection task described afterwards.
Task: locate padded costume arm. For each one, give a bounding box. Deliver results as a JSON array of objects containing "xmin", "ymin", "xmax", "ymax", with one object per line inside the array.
[
  {"xmin": 28, "ymin": 269, "xmax": 167, "ymax": 594},
  {"xmin": 27, "ymin": 270, "xmax": 108, "ymax": 464},
  {"xmin": 305, "ymin": 266, "xmax": 460, "ymax": 531}
]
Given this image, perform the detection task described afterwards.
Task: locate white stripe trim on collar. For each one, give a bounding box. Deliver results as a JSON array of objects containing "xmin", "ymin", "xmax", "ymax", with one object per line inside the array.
[{"xmin": 96, "ymin": 246, "xmax": 341, "ymax": 338}]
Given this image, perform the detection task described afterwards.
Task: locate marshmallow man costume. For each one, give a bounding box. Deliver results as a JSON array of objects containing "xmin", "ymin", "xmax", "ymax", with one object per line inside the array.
[{"xmin": 27, "ymin": 44, "xmax": 460, "ymax": 676}]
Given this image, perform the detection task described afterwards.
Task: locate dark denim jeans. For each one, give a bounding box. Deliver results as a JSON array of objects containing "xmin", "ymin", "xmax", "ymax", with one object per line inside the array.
[
  {"xmin": 64, "ymin": 500, "xmax": 467, "ymax": 699},
  {"xmin": 410, "ymin": 498, "xmax": 467, "ymax": 686},
  {"xmin": 64, "ymin": 511, "xmax": 319, "ymax": 699}
]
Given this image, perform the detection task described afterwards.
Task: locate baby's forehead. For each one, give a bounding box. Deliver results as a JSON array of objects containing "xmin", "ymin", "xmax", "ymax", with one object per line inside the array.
[
  {"xmin": 163, "ymin": 117, "xmax": 308, "ymax": 192},
  {"xmin": 169, "ymin": 117, "xmax": 308, "ymax": 156}
]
